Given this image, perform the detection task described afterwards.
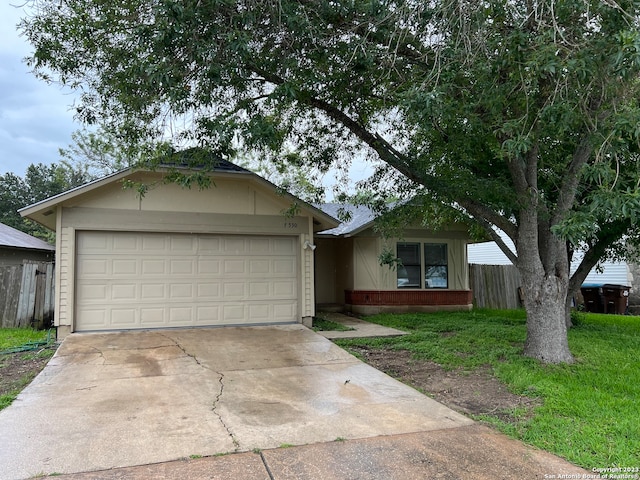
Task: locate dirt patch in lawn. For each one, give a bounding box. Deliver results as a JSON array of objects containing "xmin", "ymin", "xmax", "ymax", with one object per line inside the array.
[
  {"xmin": 348, "ymin": 345, "xmax": 540, "ymax": 423},
  {"xmin": 0, "ymin": 348, "xmax": 56, "ymax": 402}
]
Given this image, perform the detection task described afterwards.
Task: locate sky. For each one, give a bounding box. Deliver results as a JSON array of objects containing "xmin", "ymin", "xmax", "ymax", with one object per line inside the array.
[{"xmin": 0, "ymin": 3, "xmax": 79, "ymax": 177}]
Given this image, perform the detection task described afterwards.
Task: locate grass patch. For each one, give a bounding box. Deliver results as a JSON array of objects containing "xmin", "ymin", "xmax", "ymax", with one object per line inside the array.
[
  {"xmin": 0, "ymin": 328, "xmax": 53, "ymax": 352},
  {"xmin": 335, "ymin": 309, "xmax": 640, "ymax": 469},
  {"xmin": 0, "ymin": 328, "xmax": 56, "ymax": 410}
]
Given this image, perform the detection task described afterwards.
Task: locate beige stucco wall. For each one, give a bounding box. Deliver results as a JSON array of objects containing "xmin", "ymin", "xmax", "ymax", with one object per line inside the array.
[
  {"xmin": 52, "ymin": 172, "xmax": 318, "ymax": 337},
  {"xmin": 314, "ymin": 237, "xmax": 353, "ymax": 305},
  {"xmin": 348, "ymin": 229, "xmax": 471, "ymax": 292}
]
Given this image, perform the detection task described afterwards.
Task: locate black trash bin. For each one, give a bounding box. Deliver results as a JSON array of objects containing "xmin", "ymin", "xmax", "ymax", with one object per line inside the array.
[
  {"xmin": 580, "ymin": 284, "xmax": 604, "ymax": 313},
  {"xmin": 602, "ymin": 284, "xmax": 630, "ymax": 315}
]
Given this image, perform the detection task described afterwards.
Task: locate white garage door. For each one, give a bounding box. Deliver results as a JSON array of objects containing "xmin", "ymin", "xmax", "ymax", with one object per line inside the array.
[{"xmin": 75, "ymin": 231, "xmax": 298, "ymax": 331}]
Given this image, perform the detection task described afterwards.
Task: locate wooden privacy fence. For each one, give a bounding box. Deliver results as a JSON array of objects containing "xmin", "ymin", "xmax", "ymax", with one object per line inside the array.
[
  {"xmin": 470, "ymin": 263, "xmax": 522, "ymax": 309},
  {"xmin": 0, "ymin": 261, "xmax": 55, "ymax": 329}
]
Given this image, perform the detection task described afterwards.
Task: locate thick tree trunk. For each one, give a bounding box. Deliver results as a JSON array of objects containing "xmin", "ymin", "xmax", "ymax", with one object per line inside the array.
[
  {"xmin": 515, "ymin": 201, "xmax": 575, "ymax": 364},
  {"xmin": 520, "ymin": 272, "xmax": 575, "ymax": 363}
]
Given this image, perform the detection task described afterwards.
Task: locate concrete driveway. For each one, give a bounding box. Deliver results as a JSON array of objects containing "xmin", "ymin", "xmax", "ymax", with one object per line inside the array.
[{"xmin": 0, "ymin": 324, "xmax": 475, "ymax": 479}]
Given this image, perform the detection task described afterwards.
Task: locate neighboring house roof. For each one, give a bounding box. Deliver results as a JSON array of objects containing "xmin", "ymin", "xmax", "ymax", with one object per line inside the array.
[
  {"xmin": 19, "ymin": 154, "xmax": 339, "ymax": 232},
  {"xmin": 0, "ymin": 223, "xmax": 54, "ymax": 251},
  {"xmin": 316, "ymin": 203, "xmax": 376, "ymax": 237}
]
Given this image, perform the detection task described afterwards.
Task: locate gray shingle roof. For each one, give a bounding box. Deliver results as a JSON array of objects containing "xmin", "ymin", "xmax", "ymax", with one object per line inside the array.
[
  {"xmin": 0, "ymin": 223, "xmax": 54, "ymax": 251},
  {"xmin": 316, "ymin": 204, "xmax": 375, "ymax": 236},
  {"xmin": 158, "ymin": 147, "xmax": 251, "ymax": 173}
]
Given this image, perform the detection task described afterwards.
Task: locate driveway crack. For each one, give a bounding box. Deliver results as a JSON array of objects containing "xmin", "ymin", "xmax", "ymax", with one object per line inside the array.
[
  {"xmin": 159, "ymin": 333, "xmax": 240, "ymax": 451},
  {"xmin": 213, "ymin": 371, "xmax": 240, "ymax": 451}
]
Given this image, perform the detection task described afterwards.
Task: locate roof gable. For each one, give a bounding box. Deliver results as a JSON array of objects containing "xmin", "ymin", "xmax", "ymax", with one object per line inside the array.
[{"xmin": 20, "ymin": 157, "xmax": 338, "ymax": 232}]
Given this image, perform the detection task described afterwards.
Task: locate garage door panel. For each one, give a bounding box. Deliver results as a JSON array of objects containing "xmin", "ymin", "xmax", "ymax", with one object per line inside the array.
[
  {"xmin": 142, "ymin": 259, "xmax": 165, "ymax": 274},
  {"xmin": 249, "ymin": 281, "xmax": 270, "ymax": 297},
  {"xmin": 170, "ymin": 259, "xmax": 194, "ymax": 274},
  {"xmin": 223, "ymin": 282, "xmax": 246, "ymax": 298},
  {"xmin": 197, "ymin": 283, "xmax": 221, "ymax": 299},
  {"xmin": 80, "ymin": 309, "xmax": 108, "ymax": 328},
  {"xmin": 169, "ymin": 307, "xmax": 193, "ymax": 324},
  {"xmin": 273, "ymin": 280, "xmax": 296, "ymax": 297},
  {"xmin": 77, "ymin": 232, "xmax": 108, "ymax": 251},
  {"xmin": 76, "ymin": 284, "xmax": 108, "ymax": 302},
  {"xmin": 274, "ymin": 240, "xmax": 296, "ymax": 255},
  {"xmin": 169, "ymin": 284, "xmax": 194, "ymax": 299},
  {"xmin": 198, "ymin": 260, "xmax": 221, "ymax": 274},
  {"xmin": 222, "ymin": 304, "xmax": 246, "ymax": 321},
  {"xmin": 274, "ymin": 259, "xmax": 296, "ymax": 274},
  {"xmin": 112, "ymin": 259, "xmax": 137, "ymax": 275},
  {"xmin": 273, "ymin": 302, "xmax": 297, "ymax": 320},
  {"xmin": 224, "ymin": 259, "xmax": 246, "ymax": 274},
  {"xmin": 223, "ymin": 238, "xmax": 246, "ymax": 254},
  {"xmin": 76, "ymin": 232, "xmax": 298, "ymax": 331},
  {"xmin": 111, "ymin": 308, "xmax": 137, "ymax": 326},
  {"xmin": 170, "ymin": 236, "xmax": 196, "ymax": 252},
  {"xmin": 248, "ymin": 304, "xmax": 270, "ymax": 321},
  {"xmin": 141, "ymin": 308, "xmax": 165, "ymax": 325},
  {"xmin": 195, "ymin": 306, "xmax": 220, "ymax": 324},
  {"xmin": 248, "ymin": 238, "xmax": 270, "ymax": 254},
  {"xmin": 198, "ymin": 236, "xmax": 222, "ymax": 253},
  {"xmin": 79, "ymin": 259, "xmax": 109, "ymax": 276},
  {"xmin": 249, "ymin": 260, "xmax": 270, "ymax": 274},
  {"xmin": 141, "ymin": 284, "xmax": 165, "ymax": 299},
  {"xmin": 141, "ymin": 235, "xmax": 167, "ymax": 251},
  {"xmin": 112, "ymin": 284, "xmax": 137, "ymax": 300},
  {"xmin": 113, "ymin": 234, "xmax": 139, "ymax": 251}
]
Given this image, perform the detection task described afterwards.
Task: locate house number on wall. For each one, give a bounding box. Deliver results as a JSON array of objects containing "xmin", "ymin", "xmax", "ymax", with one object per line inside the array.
[{"xmin": 284, "ymin": 222, "xmax": 298, "ymax": 228}]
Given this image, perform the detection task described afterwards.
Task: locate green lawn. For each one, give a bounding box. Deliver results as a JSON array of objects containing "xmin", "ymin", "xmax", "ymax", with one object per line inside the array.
[{"xmin": 334, "ymin": 309, "xmax": 640, "ymax": 469}]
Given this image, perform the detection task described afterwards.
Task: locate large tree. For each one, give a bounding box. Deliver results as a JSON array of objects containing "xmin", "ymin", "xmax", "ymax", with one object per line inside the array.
[{"xmin": 21, "ymin": 0, "xmax": 640, "ymax": 363}]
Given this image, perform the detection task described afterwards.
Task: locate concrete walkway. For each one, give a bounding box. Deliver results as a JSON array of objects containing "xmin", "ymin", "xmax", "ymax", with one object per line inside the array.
[
  {"xmin": 314, "ymin": 311, "xmax": 407, "ymax": 339},
  {"xmin": 54, "ymin": 425, "xmax": 589, "ymax": 479},
  {"xmin": 0, "ymin": 324, "xmax": 588, "ymax": 479}
]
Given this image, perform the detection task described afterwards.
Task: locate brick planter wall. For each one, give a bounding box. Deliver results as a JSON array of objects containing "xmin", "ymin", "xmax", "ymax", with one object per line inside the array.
[{"xmin": 345, "ymin": 289, "xmax": 473, "ymax": 306}]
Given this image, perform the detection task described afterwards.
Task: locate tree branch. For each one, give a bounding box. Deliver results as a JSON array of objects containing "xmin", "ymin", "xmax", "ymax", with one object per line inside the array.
[
  {"xmin": 473, "ymin": 215, "xmax": 519, "ymax": 265},
  {"xmin": 551, "ymin": 137, "xmax": 592, "ymax": 226}
]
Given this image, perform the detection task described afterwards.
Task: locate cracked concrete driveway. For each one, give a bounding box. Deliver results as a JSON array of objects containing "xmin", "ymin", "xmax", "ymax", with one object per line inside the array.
[{"xmin": 0, "ymin": 324, "xmax": 473, "ymax": 479}]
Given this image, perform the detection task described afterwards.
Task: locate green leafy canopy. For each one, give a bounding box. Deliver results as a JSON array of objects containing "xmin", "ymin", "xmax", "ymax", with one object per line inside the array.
[{"xmin": 19, "ymin": 0, "xmax": 640, "ymax": 361}]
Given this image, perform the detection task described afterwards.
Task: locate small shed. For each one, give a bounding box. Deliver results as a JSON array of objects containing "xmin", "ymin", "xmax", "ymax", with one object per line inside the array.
[{"xmin": 0, "ymin": 223, "xmax": 54, "ymax": 266}]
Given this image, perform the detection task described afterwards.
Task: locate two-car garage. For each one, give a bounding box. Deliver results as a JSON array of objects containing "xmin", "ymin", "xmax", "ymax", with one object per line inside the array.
[
  {"xmin": 18, "ymin": 161, "xmax": 338, "ymax": 338},
  {"xmin": 75, "ymin": 231, "xmax": 299, "ymax": 332}
]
